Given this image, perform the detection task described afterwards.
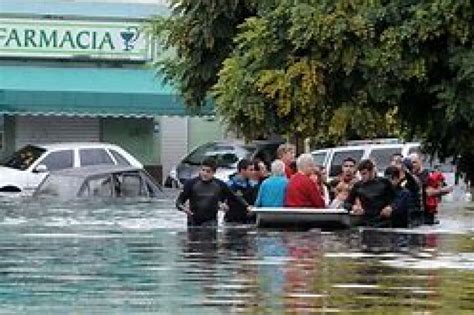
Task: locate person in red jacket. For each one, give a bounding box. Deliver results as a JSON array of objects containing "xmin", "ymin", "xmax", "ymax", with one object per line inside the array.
[{"xmin": 285, "ymin": 153, "xmax": 326, "ymax": 208}]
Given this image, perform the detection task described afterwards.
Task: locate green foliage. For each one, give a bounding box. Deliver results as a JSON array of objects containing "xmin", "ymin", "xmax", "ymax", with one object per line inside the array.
[
  {"xmin": 151, "ymin": 0, "xmax": 473, "ymax": 168},
  {"xmin": 149, "ymin": 0, "xmax": 257, "ymax": 109},
  {"xmin": 213, "ymin": 0, "xmax": 473, "ymax": 159}
]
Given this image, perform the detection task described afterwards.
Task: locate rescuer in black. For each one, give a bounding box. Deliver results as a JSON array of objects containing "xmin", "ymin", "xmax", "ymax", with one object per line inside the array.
[
  {"xmin": 344, "ymin": 159, "xmax": 395, "ymax": 227},
  {"xmin": 175, "ymin": 157, "xmax": 250, "ymax": 227}
]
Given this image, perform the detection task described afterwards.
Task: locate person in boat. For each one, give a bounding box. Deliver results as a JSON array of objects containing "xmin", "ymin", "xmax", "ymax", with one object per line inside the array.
[
  {"xmin": 384, "ymin": 166, "xmax": 411, "ymax": 228},
  {"xmin": 329, "ymin": 182, "xmax": 350, "ymax": 209},
  {"xmin": 253, "ymin": 159, "xmax": 271, "ymax": 184},
  {"xmin": 225, "ymin": 158, "xmax": 259, "ymax": 224},
  {"xmin": 254, "ymin": 159, "xmax": 289, "ymax": 207},
  {"xmin": 329, "ymin": 157, "xmax": 358, "ymax": 200},
  {"xmin": 285, "ymin": 153, "xmax": 326, "ymax": 208},
  {"xmin": 311, "ymin": 165, "xmax": 330, "ymax": 206},
  {"xmin": 344, "ymin": 159, "xmax": 395, "ymax": 227},
  {"xmin": 175, "ymin": 157, "xmax": 250, "ymax": 227},
  {"xmin": 276, "ymin": 143, "xmax": 296, "ymax": 178},
  {"xmin": 390, "ymin": 154, "xmax": 424, "ymax": 226},
  {"xmin": 409, "ymin": 152, "xmax": 453, "ymax": 225}
]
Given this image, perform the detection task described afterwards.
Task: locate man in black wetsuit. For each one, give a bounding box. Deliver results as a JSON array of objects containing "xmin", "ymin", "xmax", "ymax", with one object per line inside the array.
[
  {"xmin": 175, "ymin": 157, "xmax": 250, "ymax": 227},
  {"xmin": 344, "ymin": 159, "xmax": 395, "ymax": 227}
]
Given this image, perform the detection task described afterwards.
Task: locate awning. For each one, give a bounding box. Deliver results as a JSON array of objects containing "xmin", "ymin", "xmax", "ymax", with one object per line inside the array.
[{"xmin": 0, "ymin": 65, "xmax": 212, "ymax": 117}]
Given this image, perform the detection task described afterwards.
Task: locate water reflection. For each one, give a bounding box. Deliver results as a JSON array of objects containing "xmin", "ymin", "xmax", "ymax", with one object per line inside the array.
[{"xmin": 0, "ymin": 196, "xmax": 472, "ymax": 313}]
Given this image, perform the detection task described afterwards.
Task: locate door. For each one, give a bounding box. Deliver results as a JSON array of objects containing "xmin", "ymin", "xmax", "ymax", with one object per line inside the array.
[
  {"xmin": 160, "ymin": 117, "xmax": 189, "ymax": 185},
  {"xmin": 26, "ymin": 150, "xmax": 74, "ymax": 192}
]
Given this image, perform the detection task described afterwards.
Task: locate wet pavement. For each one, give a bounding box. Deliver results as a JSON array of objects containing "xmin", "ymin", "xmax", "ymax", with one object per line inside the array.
[{"xmin": 0, "ymin": 194, "xmax": 472, "ymax": 314}]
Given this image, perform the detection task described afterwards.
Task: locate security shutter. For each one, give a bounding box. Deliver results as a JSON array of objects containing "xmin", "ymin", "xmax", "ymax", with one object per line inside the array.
[
  {"xmin": 160, "ymin": 117, "xmax": 188, "ymax": 184},
  {"xmin": 15, "ymin": 116, "xmax": 100, "ymax": 149}
]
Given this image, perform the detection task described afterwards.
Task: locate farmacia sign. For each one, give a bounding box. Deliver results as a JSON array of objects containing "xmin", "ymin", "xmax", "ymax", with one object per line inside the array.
[{"xmin": 0, "ymin": 18, "xmax": 152, "ymax": 61}]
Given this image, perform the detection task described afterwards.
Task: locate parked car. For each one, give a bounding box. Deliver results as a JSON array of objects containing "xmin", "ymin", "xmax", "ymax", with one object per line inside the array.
[
  {"xmin": 165, "ymin": 140, "xmax": 283, "ymax": 188},
  {"xmin": 0, "ymin": 142, "xmax": 142, "ymax": 195},
  {"xmin": 34, "ymin": 165, "xmax": 162, "ymax": 200}
]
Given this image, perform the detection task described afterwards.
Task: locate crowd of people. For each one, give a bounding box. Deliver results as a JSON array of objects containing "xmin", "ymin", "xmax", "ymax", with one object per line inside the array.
[{"xmin": 176, "ymin": 143, "xmax": 453, "ymax": 228}]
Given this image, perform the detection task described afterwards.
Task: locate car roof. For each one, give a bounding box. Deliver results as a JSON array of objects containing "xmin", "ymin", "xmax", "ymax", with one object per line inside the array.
[
  {"xmin": 48, "ymin": 165, "xmax": 143, "ymax": 178},
  {"xmin": 32, "ymin": 142, "xmax": 120, "ymax": 150}
]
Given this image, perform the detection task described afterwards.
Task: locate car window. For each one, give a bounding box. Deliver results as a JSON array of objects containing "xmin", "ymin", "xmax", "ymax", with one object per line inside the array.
[
  {"xmin": 40, "ymin": 150, "xmax": 74, "ymax": 171},
  {"xmin": 109, "ymin": 149, "xmax": 131, "ymax": 166},
  {"xmin": 408, "ymin": 145, "xmax": 421, "ymax": 154},
  {"xmin": 80, "ymin": 148, "xmax": 114, "ymax": 166},
  {"xmin": 2, "ymin": 145, "xmax": 46, "ymax": 171},
  {"xmin": 184, "ymin": 143, "xmax": 254, "ymax": 167},
  {"xmin": 312, "ymin": 152, "xmax": 328, "ymax": 167},
  {"xmin": 35, "ymin": 174, "xmax": 83, "ymax": 198},
  {"xmin": 369, "ymin": 147, "xmax": 402, "ymax": 173},
  {"xmin": 119, "ymin": 173, "xmax": 144, "ymax": 197},
  {"xmin": 329, "ymin": 150, "xmax": 364, "ymax": 177},
  {"xmin": 79, "ymin": 175, "xmax": 114, "ymax": 198}
]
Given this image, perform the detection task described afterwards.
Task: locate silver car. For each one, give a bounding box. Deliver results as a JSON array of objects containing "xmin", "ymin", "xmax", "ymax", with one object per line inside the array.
[
  {"xmin": 165, "ymin": 140, "xmax": 283, "ymax": 188},
  {"xmin": 34, "ymin": 165, "xmax": 163, "ymax": 200}
]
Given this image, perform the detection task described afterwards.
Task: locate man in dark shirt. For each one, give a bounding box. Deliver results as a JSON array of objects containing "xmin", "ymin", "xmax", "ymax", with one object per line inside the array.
[
  {"xmin": 344, "ymin": 159, "xmax": 395, "ymax": 227},
  {"xmin": 175, "ymin": 157, "xmax": 250, "ymax": 227},
  {"xmin": 390, "ymin": 154, "xmax": 423, "ymax": 226},
  {"xmin": 384, "ymin": 166, "xmax": 411, "ymax": 228},
  {"xmin": 225, "ymin": 158, "xmax": 259, "ymax": 224}
]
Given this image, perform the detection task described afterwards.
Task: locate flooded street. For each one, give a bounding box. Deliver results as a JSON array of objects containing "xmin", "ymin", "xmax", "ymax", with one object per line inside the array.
[{"xmin": 0, "ymin": 194, "xmax": 472, "ymax": 314}]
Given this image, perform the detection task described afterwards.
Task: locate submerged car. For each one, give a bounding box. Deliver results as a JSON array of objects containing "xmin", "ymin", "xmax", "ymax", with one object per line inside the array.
[
  {"xmin": 0, "ymin": 142, "xmax": 142, "ymax": 195},
  {"xmin": 34, "ymin": 165, "xmax": 162, "ymax": 200},
  {"xmin": 164, "ymin": 140, "xmax": 283, "ymax": 188}
]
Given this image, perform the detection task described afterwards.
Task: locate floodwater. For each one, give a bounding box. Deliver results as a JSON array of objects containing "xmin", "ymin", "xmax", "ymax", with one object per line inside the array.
[{"xmin": 0, "ymin": 194, "xmax": 472, "ymax": 314}]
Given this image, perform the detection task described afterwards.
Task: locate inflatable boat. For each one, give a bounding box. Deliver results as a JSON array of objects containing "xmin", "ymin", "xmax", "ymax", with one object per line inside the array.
[{"xmin": 251, "ymin": 207, "xmax": 363, "ymax": 228}]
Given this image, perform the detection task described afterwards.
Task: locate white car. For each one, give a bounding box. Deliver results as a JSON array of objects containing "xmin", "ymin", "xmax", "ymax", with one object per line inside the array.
[{"xmin": 0, "ymin": 142, "xmax": 142, "ymax": 195}]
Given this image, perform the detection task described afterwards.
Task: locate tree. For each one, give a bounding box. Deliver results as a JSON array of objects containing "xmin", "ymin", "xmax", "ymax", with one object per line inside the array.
[
  {"xmin": 151, "ymin": 0, "xmax": 473, "ymax": 176},
  {"xmin": 212, "ymin": 0, "xmax": 472, "ymax": 165},
  {"xmin": 149, "ymin": 0, "xmax": 257, "ymax": 110}
]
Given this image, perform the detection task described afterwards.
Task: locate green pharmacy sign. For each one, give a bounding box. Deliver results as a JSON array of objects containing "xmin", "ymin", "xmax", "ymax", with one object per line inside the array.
[{"xmin": 0, "ymin": 18, "xmax": 152, "ymax": 61}]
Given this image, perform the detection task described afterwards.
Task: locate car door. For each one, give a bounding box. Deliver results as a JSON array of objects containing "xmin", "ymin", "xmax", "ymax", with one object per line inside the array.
[{"xmin": 26, "ymin": 150, "xmax": 74, "ymax": 192}]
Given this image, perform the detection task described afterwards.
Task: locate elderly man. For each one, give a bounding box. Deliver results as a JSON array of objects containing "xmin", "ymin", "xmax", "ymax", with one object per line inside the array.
[
  {"xmin": 285, "ymin": 153, "xmax": 325, "ymax": 208},
  {"xmin": 254, "ymin": 159, "xmax": 288, "ymax": 207},
  {"xmin": 409, "ymin": 152, "xmax": 453, "ymax": 225}
]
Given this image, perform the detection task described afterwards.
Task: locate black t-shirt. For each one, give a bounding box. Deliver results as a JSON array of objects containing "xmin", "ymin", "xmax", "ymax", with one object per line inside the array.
[
  {"xmin": 176, "ymin": 176, "xmax": 248, "ymax": 226},
  {"xmin": 345, "ymin": 177, "xmax": 395, "ymax": 219},
  {"xmin": 414, "ymin": 169, "xmax": 430, "ymax": 211}
]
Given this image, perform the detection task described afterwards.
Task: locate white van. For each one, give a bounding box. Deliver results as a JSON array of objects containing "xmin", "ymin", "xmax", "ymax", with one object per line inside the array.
[{"xmin": 311, "ymin": 141, "xmax": 455, "ymax": 186}]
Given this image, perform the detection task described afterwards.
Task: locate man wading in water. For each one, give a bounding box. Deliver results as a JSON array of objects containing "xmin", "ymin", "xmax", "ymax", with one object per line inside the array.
[{"xmin": 175, "ymin": 157, "xmax": 251, "ymax": 227}]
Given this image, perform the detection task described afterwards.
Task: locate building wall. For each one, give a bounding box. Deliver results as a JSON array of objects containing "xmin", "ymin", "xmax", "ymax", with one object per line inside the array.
[
  {"xmin": 187, "ymin": 117, "xmax": 225, "ymax": 151},
  {"xmin": 1, "ymin": 115, "xmax": 16, "ymax": 160},
  {"xmin": 101, "ymin": 117, "xmax": 156, "ymax": 165}
]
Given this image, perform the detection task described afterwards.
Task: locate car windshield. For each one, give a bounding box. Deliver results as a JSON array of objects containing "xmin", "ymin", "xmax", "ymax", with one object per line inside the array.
[
  {"xmin": 2, "ymin": 145, "xmax": 46, "ymax": 170},
  {"xmin": 35, "ymin": 174, "xmax": 84, "ymax": 199},
  {"xmin": 183, "ymin": 143, "xmax": 254, "ymax": 167}
]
